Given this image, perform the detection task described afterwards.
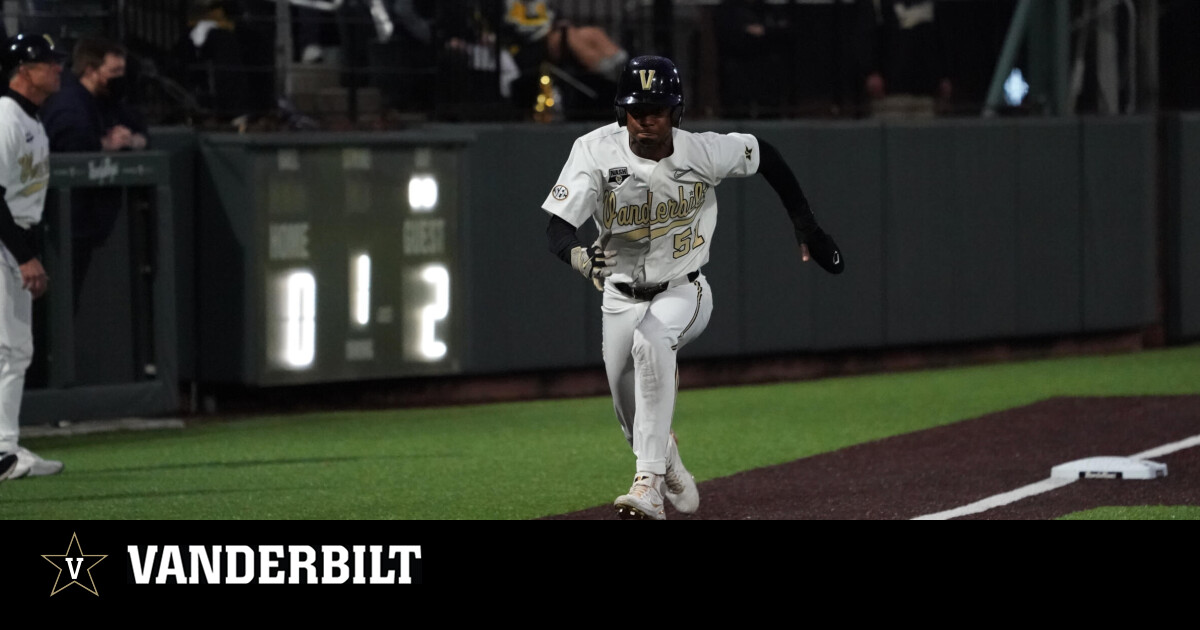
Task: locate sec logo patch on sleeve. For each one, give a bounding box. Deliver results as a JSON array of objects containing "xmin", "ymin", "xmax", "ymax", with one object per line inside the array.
[{"xmin": 551, "ymin": 185, "xmax": 569, "ymax": 200}]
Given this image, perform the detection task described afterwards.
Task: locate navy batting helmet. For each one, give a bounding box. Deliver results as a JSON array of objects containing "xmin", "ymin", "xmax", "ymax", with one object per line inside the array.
[
  {"xmin": 614, "ymin": 55, "xmax": 684, "ymax": 127},
  {"xmin": 3, "ymin": 33, "xmax": 67, "ymax": 75}
]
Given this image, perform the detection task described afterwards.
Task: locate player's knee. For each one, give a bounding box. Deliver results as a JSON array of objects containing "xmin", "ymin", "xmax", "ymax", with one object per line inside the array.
[{"xmin": 0, "ymin": 342, "xmax": 33, "ymax": 371}]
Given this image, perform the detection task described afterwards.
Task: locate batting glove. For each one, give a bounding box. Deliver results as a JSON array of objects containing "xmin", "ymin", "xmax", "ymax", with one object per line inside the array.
[
  {"xmin": 571, "ymin": 244, "xmax": 617, "ymax": 283},
  {"xmin": 797, "ymin": 226, "xmax": 844, "ymax": 275}
]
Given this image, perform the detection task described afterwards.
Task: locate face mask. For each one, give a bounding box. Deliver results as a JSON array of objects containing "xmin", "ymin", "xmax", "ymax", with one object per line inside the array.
[{"xmin": 104, "ymin": 76, "xmax": 127, "ymax": 100}]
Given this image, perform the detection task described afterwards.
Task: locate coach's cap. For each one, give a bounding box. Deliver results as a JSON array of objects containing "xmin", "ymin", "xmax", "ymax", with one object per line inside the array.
[{"xmin": 3, "ymin": 32, "xmax": 68, "ymax": 73}]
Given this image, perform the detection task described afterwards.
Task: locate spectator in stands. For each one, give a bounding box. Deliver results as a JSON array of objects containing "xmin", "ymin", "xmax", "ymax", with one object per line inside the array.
[
  {"xmin": 499, "ymin": 0, "xmax": 628, "ymax": 118},
  {"xmin": 373, "ymin": 0, "xmax": 437, "ymax": 116},
  {"xmin": 393, "ymin": 0, "xmax": 435, "ymax": 46},
  {"xmin": 713, "ymin": 0, "xmax": 790, "ymax": 118},
  {"xmin": 436, "ymin": 0, "xmax": 514, "ymax": 116},
  {"xmin": 294, "ymin": 4, "xmax": 338, "ymax": 65},
  {"xmin": 175, "ymin": 0, "xmax": 276, "ymax": 126},
  {"xmin": 41, "ymin": 36, "xmax": 148, "ymax": 308},
  {"xmin": 857, "ymin": 0, "xmax": 952, "ymax": 118},
  {"xmin": 42, "ymin": 37, "xmax": 147, "ymax": 152}
]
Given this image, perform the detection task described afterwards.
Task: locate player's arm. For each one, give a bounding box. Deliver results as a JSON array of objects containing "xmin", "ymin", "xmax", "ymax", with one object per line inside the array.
[
  {"xmin": 756, "ymin": 138, "xmax": 844, "ymax": 274},
  {"xmin": 543, "ymin": 135, "xmax": 614, "ymax": 287},
  {"xmin": 547, "ymin": 214, "xmax": 615, "ymax": 289},
  {"xmin": 0, "ymin": 187, "xmax": 47, "ymax": 298}
]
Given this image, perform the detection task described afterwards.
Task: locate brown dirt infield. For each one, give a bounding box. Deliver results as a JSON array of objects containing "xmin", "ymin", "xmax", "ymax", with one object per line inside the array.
[{"xmin": 543, "ymin": 396, "xmax": 1200, "ymax": 520}]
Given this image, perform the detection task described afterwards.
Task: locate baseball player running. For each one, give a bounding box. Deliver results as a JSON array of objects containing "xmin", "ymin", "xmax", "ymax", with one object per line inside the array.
[
  {"xmin": 0, "ymin": 33, "xmax": 66, "ymax": 481},
  {"xmin": 542, "ymin": 55, "xmax": 844, "ymax": 519}
]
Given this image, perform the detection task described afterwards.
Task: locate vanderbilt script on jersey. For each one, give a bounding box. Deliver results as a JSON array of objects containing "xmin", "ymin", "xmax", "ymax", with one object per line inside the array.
[
  {"xmin": 0, "ymin": 96, "xmax": 51, "ymax": 229},
  {"xmin": 543, "ymin": 123, "xmax": 760, "ymax": 285},
  {"xmin": 0, "ymin": 95, "xmax": 51, "ymax": 269}
]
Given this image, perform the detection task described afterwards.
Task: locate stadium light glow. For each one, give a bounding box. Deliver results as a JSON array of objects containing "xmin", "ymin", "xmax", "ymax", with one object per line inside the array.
[{"xmin": 1004, "ymin": 68, "xmax": 1029, "ymax": 107}]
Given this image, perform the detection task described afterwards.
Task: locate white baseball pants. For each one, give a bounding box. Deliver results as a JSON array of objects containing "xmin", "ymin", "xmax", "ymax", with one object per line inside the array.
[
  {"xmin": 0, "ymin": 256, "xmax": 32, "ymax": 452},
  {"xmin": 602, "ymin": 273, "xmax": 712, "ymax": 475}
]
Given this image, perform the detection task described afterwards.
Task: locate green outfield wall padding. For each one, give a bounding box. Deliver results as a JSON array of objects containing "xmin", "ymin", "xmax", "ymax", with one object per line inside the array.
[
  {"xmin": 1166, "ymin": 115, "xmax": 1200, "ymax": 341},
  {"xmin": 1081, "ymin": 117, "xmax": 1157, "ymax": 331},
  {"xmin": 451, "ymin": 123, "xmax": 601, "ymax": 372},
  {"xmin": 804, "ymin": 123, "xmax": 888, "ymax": 351},
  {"xmin": 884, "ymin": 122, "xmax": 964, "ymax": 344},
  {"xmin": 1015, "ymin": 120, "xmax": 1083, "ymax": 335}
]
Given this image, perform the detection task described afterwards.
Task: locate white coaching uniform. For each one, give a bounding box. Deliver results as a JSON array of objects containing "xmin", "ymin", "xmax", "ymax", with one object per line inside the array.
[
  {"xmin": 0, "ymin": 92, "xmax": 52, "ymax": 453},
  {"xmin": 543, "ymin": 122, "xmax": 761, "ymax": 475}
]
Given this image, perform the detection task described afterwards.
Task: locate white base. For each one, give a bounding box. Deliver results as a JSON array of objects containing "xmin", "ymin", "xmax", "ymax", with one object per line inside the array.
[{"xmin": 1051, "ymin": 456, "xmax": 1167, "ymax": 480}]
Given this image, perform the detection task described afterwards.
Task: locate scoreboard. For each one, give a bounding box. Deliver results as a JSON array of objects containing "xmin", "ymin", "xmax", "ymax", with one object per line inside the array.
[{"xmin": 200, "ymin": 134, "xmax": 469, "ymax": 385}]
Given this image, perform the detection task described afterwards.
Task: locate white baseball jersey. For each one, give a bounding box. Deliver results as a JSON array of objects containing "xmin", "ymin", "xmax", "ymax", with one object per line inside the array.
[
  {"xmin": 0, "ymin": 94, "xmax": 51, "ymax": 269},
  {"xmin": 543, "ymin": 123, "xmax": 761, "ymax": 285},
  {"xmin": 0, "ymin": 95, "xmax": 50, "ymax": 229}
]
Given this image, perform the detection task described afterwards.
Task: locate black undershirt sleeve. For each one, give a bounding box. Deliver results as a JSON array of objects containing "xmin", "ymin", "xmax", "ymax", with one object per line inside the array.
[
  {"xmin": 0, "ymin": 186, "xmax": 35, "ymax": 264},
  {"xmin": 756, "ymin": 138, "xmax": 819, "ymax": 240},
  {"xmin": 547, "ymin": 214, "xmax": 584, "ymax": 265}
]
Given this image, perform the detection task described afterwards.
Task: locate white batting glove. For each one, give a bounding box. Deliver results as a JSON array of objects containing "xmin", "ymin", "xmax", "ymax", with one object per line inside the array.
[
  {"xmin": 571, "ymin": 231, "xmax": 616, "ymax": 290},
  {"xmin": 570, "ymin": 244, "xmax": 616, "ymax": 282}
]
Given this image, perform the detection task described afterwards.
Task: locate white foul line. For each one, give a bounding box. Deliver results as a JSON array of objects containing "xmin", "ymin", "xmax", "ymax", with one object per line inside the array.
[
  {"xmin": 912, "ymin": 433, "xmax": 1200, "ymax": 521},
  {"xmin": 1129, "ymin": 434, "xmax": 1200, "ymax": 460},
  {"xmin": 911, "ymin": 478, "xmax": 1076, "ymax": 520}
]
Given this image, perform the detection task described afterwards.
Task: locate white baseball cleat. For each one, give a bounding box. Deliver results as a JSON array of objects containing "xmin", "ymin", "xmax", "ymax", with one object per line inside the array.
[
  {"xmin": 664, "ymin": 432, "xmax": 699, "ymax": 514},
  {"xmin": 0, "ymin": 452, "xmax": 16, "ymax": 481},
  {"xmin": 8, "ymin": 446, "xmax": 64, "ymax": 479},
  {"xmin": 614, "ymin": 474, "xmax": 666, "ymax": 521}
]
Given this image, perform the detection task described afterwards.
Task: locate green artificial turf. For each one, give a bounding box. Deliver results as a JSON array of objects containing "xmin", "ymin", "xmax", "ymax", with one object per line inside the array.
[
  {"xmin": 1058, "ymin": 506, "xmax": 1200, "ymax": 520},
  {"xmin": 4, "ymin": 344, "xmax": 1200, "ymax": 520}
]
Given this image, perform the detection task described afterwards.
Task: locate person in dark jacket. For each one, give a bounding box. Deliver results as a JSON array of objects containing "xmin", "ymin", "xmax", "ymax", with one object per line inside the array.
[
  {"xmin": 42, "ymin": 37, "xmax": 147, "ymax": 153},
  {"xmin": 714, "ymin": 0, "xmax": 790, "ymax": 118},
  {"xmin": 40, "ymin": 36, "xmax": 148, "ymax": 309}
]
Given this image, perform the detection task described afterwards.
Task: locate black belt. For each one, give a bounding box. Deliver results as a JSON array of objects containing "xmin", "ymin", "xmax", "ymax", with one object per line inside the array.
[{"xmin": 613, "ymin": 270, "xmax": 700, "ymax": 301}]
